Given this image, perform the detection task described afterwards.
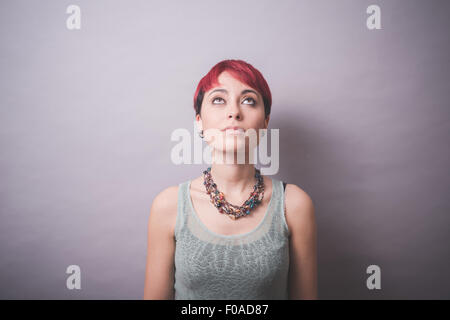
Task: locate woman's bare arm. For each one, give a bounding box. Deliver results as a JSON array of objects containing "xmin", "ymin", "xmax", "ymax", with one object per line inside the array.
[
  {"xmin": 285, "ymin": 184, "xmax": 318, "ymax": 300},
  {"xmin": 143, "ymin": 186, "xmax": 178, "ymax": 300}
]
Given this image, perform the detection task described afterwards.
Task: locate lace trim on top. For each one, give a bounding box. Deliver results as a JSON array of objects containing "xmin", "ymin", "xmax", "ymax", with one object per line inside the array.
[{"xmin": 184, "ymin": 179, "xmax": 279, "ymax": 246}]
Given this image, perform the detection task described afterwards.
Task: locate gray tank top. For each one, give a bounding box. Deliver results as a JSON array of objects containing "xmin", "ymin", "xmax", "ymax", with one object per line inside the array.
[{"xmin": 173, "ymin": 178, "xmax": 290, "ymax": 300}]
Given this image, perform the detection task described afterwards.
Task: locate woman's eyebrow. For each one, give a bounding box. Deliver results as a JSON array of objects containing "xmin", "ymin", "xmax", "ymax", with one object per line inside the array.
[
  {"xmin": 208, "ymin": 88, "xmax": 227, "ymax": 97},
  {"xmin": 207, "ymin": 88, "xmax": 258, "ymax": 97},
  {"xmin": 241, "ymin": 89, "xmax": 258, "ymax": 96}
]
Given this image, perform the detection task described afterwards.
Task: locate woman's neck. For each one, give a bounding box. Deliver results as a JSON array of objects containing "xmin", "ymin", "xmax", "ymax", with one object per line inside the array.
[{"xmin": 209, "ymin": 164, "xmax": 258, "ymax": 196}]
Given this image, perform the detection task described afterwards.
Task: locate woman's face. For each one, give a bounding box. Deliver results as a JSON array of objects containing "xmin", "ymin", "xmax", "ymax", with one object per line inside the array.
[{"xmin": 196, "ymin": 71, "xmax": 269, "ymax": 157}]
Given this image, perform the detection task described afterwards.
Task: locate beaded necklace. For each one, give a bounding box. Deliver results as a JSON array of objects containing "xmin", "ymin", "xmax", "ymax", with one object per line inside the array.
[{"xmin": 202, "ymin": 167, "xmax": 265, "ymax": 220}]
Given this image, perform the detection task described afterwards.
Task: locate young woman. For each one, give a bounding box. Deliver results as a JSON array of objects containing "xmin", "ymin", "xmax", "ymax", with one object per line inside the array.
[{"xmin": 144, "ymin": 60, "xmax": 317, "ymax": 300}]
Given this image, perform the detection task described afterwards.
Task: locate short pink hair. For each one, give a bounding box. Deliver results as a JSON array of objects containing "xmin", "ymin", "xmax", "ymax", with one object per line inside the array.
[{"xmin": 193, "ymin": 59, "xmax": 272, "ymax": 118}]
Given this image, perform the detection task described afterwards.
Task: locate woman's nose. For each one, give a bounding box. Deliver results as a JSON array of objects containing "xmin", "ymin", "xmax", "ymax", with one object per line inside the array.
[
  {"xmin": 227, "ymin": 102, "xmax": 241, "ymax": 119},
  {"xmin": 228, "ymin": 112, "xmax": 241, "ymax": 120}
]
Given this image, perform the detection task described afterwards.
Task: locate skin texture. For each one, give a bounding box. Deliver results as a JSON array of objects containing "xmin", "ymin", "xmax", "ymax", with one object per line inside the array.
[{"xmin": 143, "ymin": 71, "xmax": 317, "ymax": 299}]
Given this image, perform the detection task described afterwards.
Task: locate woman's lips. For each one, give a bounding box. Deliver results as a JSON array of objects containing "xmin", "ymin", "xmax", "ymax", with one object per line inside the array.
[
  {"xmin": 222, "ymin": 126, "xmax": 245, "ymax": 131},
  {"xmin": 224, "ymin": 128, "xmax": 245, "ymax": 135}
]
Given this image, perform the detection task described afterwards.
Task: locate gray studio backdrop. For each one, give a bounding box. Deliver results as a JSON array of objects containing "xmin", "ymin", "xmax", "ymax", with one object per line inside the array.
[{"xmin": 1, "ymin": 0, "xmax": 449, "ymax": 299}]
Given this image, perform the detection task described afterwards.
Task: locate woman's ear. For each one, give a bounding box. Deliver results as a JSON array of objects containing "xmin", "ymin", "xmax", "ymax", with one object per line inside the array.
[
  {"xmin": 196, "ymin": 114, "xmax": 203, "ymax": 132},
  {"xmin": 264, "ymin": 115, "xmax": 270, "ymax": 129}
]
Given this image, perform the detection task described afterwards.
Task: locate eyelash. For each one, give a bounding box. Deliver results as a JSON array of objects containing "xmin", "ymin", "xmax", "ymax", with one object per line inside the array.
[{"xmin": 212, "ymin": 97, "xmax": 256, "ymax": 105}]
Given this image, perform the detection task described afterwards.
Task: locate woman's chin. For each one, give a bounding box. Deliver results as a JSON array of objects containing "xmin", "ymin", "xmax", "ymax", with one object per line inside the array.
[{"xmin": 210, "ymin": 140, "xmax": 246, "ymax": 153}]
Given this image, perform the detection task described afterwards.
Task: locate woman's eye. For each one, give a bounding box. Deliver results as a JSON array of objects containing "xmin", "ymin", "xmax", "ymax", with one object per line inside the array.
[
  {"xmin": 243, "ymin": 97, "xmax": 256, "ymax": 105},
  {"xmin": 212, "ymin": 97, "xmax": 225, "ymax": 104}
]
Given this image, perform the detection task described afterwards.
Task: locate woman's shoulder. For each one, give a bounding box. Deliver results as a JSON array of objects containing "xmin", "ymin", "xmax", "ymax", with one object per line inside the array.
[
  {"xmin": 284, "ymin": 182, "xmax": 312, "ymax": 201},
  {"xmin": 148, "ymin": 184, "xmax": 182, "ymax": 238},
  {"xmin": 149, "ymin": 178, "xmax": 201, "ymax": 232},
  {"xmin": 283, "ymin": 183, "xmax": 315, "ymax": 227},
  {"xmin": 152, "ymin": 184, "xmax": 180, "ymax": 209},
  {"xmin": 151, "ymin": 176, "xmax": 202, "ymax": 209}
]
